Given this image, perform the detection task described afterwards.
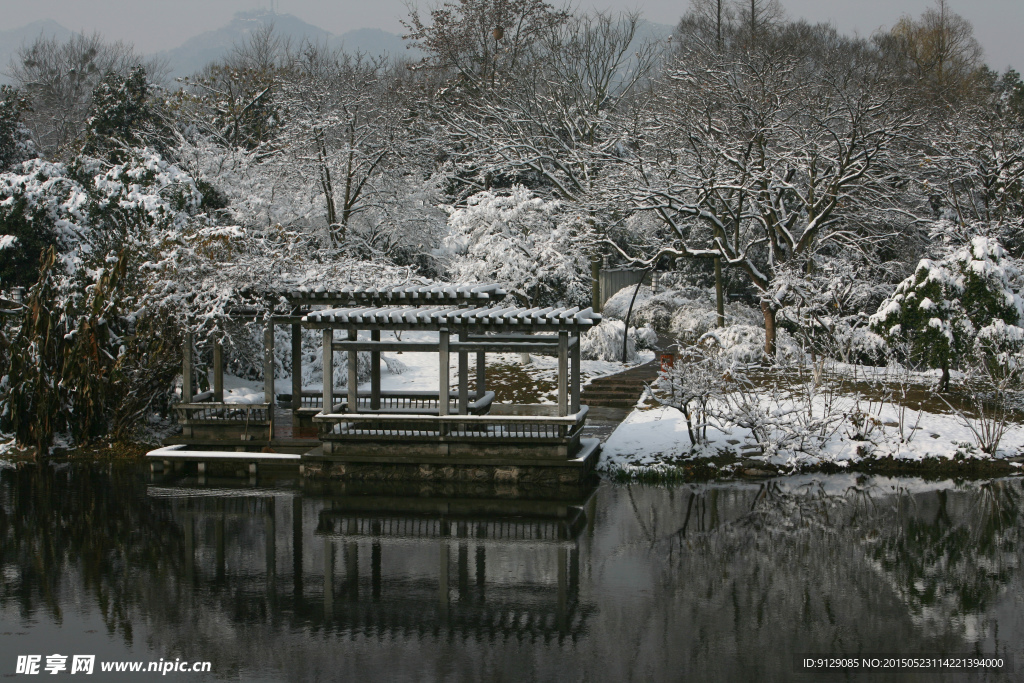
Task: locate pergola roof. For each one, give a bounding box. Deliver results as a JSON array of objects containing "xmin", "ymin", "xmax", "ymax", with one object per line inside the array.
[
  {"xmin": 304, "ymin": 305, "xmax": 601, "ymax": 332},
  {"xmin": 250, "ymin": 283, "xmax": 509, "ymax": 308}
]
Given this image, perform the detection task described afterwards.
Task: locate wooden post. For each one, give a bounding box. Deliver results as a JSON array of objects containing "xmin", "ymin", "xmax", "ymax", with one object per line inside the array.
[
  {"xmin": 347, "ymin": 329, "xmax": 358, "ymax": 414},
  {"xmin": 264, "ymin": 321, "xmax": 275, "ymax": 439},
  {"xmin": 264, "ymin": 322, "xmax": 275, "ymax": 402},
  {"xmin": 458, "ymin": 332, "xmax": 469, "ymax": 415},
  {"xmin": 476, "ymin": 350, "xmax": 486, "ymax": 397},
  {"xmin": 291, "ymin": 323, "xmax": 302, "ymax": 412},
  {"xmin": 371, "ymin": 330, "xmax": 381, "ymax": 410},
  {"xmin": 439, "ymin": 329, "xmax": 450, "ymax": 416},
  {"xmin": 212, "ymin": 338, "xmax": 224, "ymax": 402},
  {"xmin": 715, "ymin": 256, "xmax": 725, "ymax": 328},
  {"xmin": 182, "ymin": 331, "xmax": 194, "ymax": 402},
  {"xmin": 571, "ymin": 333, "xmax": 581, "ymax": 413},
  {"xmin": 557, "ymin": 330, "xmax": 569, "ymax": 417},
  {"xmin": 322, "ymin": 329, "xmax": 333, "ymax": 414}
]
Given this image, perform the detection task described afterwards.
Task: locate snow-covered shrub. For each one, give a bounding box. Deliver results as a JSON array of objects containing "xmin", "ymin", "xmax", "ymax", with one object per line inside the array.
[
  {"xmin": 440, "ymin": 186, "xmax": 593, "ymax": 307},
  {"xmin": 698, "ymin": 325, "xmax": 802, "ymax": 365},
  {"xmin": 870, "ymin": 235, "xmax": 1024, "ymax": 389},
  {"xmin": 579, "ymin": 320, "xmax": 651, "ymax": 362},
  {"xmin": 602, "ymin": 287, "xmax": 677, "ymax": 331},
  {"xmin": 668, "ymin": 299, "xmax": 762, "ymax": 345},
  {"xmin": 634, "ymin": 325, "xmax": 658, "ymax": 350},
  {"xmin": 654, "ymin": 345, "xmax": 733, "ymax": 447},
  {"xmin": 602, "ymin": 284, "xmax": 761, "ymax": 341}
]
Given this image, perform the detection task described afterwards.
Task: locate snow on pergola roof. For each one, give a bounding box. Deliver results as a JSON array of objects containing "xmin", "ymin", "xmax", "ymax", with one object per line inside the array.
[
  {"xmin": 278, "ymin": 283, "xmax": 508, "ymax": 307},
  {"xmin": 304, "ymin": 305, "xmax": 601, "ymax": 332}
]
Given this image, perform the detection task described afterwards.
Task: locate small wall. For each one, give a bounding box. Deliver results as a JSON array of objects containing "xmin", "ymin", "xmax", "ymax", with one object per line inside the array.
[{"xmin": 599, "ymin": 268, "xmax": 651, "ymax": 310}]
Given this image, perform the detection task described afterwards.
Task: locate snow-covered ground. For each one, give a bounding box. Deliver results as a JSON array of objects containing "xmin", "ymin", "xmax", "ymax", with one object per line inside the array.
[{"xmin": 601, "ymin": 399, "xmax": 1024, "ymax": 477}]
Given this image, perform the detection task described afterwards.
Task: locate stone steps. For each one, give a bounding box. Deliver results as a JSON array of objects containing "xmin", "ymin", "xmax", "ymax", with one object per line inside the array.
[{"xmin": 581, "ymin": 360, "xmax": 660, "ymax": 409}]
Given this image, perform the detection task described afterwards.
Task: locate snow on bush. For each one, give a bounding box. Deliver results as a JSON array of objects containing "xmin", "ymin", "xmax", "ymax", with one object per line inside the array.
[
  {"xmin": 440, "ymin": 185, "xmax": 593, "ymax": 307},
  {"xmin": 580, "ymin": 320, "xmax": 655, "ymax": 362},
  {"xmin": 602, "ymin": 284, "xmax": 762, "ymax": 343},
  {"xmin": 870, "ymin": 235, "xmax": 1024, "ymax": 386},
  {"xmin": 699, "ymin": 324, "xmax": 803, "ymax": 365}
]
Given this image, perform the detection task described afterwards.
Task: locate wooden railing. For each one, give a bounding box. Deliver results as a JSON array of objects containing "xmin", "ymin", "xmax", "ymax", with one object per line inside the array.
[
  {"xmin": 173, "ymin": 402, "xmax": 272, "ymax": 425},
  {"xmin": 314, "ymin": 405, "xmax": 587, "ymax": 442},
  {"xmin": 297, "ymin": 390, "xmax": 494, "ymax": 415}
]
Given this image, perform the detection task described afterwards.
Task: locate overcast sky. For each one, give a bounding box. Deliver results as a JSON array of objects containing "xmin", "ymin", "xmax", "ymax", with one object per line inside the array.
[{"xmin": 3, "ymin": 0, "xmax": 1021, "ymax": 72}]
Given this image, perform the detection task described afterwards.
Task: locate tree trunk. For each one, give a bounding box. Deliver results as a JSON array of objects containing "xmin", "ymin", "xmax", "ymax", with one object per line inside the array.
[
  {"xmin": 714, "ymin": 257, "xmax": 725, "ymax": 328},
  {"xmin": 761, "ymin": 300, "xmax": 777, "ymax": 360},
  {"xmin": 940, "ymin": 364, "xmax": 950, "ymax": 392}
]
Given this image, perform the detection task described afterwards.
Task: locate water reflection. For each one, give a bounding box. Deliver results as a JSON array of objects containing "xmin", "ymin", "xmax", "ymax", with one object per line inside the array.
[
  {"xmin": 3, "ymin": 464, "xmax": 1024, "ymax": 681},
  {"xmin": 147, "ymin": 478, "xmax": 594, "ymax": 643}
]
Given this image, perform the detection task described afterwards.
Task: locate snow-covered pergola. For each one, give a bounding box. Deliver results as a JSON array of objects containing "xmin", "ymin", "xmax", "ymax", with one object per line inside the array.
[
  {"xmin": 175, "ymin": 284, "xmax": 510, "ymax": 446},
  {"xmin": 171, "ymin": 283, "xmax": 604, "ymax": 480},
  {"xmin": 304, "ymin": 302, "xmax": 602, "ymax": 468}
]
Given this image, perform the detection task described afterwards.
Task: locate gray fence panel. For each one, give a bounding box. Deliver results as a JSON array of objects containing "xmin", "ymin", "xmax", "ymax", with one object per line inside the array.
[{"xmin": 598, "ymin": 268, "xmax": 650, "ymax": 310}]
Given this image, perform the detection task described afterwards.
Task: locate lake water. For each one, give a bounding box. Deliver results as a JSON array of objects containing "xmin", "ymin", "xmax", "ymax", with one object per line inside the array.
[{"xmin": 2, "ymin": 463, "xmax": 1023, "ymax": 681}]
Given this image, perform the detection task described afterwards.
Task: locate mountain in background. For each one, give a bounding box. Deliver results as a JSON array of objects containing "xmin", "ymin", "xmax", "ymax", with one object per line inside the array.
[
  {"xmin": 0, "ymin": 11, "xmax": 665, "ymax": 85},
  {"xmin": 0, "ymin": 19, "xmax": 73, "ymax": 83},
  {"xmin": 158, "ymin": 10, "xmax": 418, "ymax": 78}
]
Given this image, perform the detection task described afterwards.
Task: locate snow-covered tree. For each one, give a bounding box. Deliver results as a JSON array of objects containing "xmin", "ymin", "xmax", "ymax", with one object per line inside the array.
[
  {"xmin": 616, "ymin": 25, "xmax": 917, "ymax": 358},
  {"xmin": 440, "ymin": 185, "xmax": 592, "ymax": 306},
  {"xmin": 9, "ymin": 33, "xmax": 144, "ymax": 158},
  {"xmin": 870, "ymin": 235, "xmax": 1024, "ymax": 390},
  {"xmin": 0, "ymin": 87, "xmax": 34, "ymax": 172}
]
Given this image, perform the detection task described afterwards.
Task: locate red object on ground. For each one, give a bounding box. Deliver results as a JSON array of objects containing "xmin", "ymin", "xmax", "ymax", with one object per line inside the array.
[{"xmin": 659, "ymin": 353, "xmax": 675, "ymax": 372}]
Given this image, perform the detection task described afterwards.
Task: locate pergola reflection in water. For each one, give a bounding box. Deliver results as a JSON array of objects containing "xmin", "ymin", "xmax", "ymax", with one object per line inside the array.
[{"xmin": 145, "ymin": 478, "xmax": 597, "ymax": 642}]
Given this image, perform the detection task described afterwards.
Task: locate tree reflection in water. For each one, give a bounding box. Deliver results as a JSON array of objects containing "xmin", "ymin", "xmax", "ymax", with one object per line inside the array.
[{"xmin": 3, "ymin": 464, "xmax": 1024, "ymax": 680}]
